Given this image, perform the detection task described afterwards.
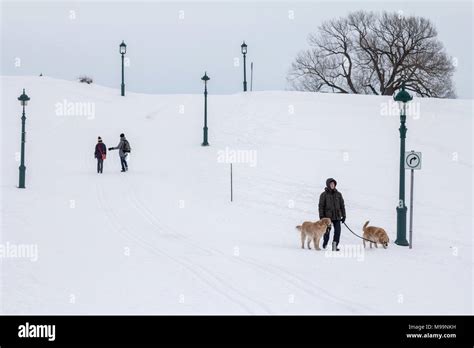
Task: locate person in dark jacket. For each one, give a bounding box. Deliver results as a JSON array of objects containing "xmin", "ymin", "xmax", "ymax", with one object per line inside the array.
[
  {"xmin": 318, "ymin": 178, "xmax": 346, "ymax": 251},
  {"xmin": 94, "ymin": 136, "xmax": 107, "ymax": 174},
  {"xmin": 109, "ymin": 133, "xmax": 130, "ymax": 172}
]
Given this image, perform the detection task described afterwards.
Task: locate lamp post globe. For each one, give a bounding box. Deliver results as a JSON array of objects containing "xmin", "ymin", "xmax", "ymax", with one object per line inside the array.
[
  {"xmin": 393, "ymin": 83, "xmax": 412, "ymax": 246},
  {"xmin": 394, "ymin": 83, "xmax": 413, "ymax": 114},
  {"xmin": 241, "ymin": 41, "xmax": 247, "ymax": 55},
  {"xmin": 119, "ymin": 40, "xmax": 127, "ymax": 55}
]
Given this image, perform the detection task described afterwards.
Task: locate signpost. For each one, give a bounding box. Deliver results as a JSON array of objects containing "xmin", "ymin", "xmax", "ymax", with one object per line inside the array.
[
  {"xmin": 250, "ymin": 62, "xmax": 254, "ymax": 91},
  {"xmin": 404, "ymin": 151, "xmax": 422, "ymax": 249},
  {"xmin": 230, "ymin": 163, "xmax": 233, "ymax": 202}
]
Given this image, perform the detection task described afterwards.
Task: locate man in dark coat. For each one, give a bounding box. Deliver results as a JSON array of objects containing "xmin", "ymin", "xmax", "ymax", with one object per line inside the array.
[
  {"xmin": 109, "ymin": 133, "xmax": 130, "ymax": 172},
  {"xmin": 94, "ymin": 136, "xmax": 107, "ymax": 174},
  {"xmin": 318, "ymin": 178, "xmax": 346, "ymax": 250}
]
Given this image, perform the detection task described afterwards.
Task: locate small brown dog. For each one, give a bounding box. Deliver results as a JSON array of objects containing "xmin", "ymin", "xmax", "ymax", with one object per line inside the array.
[
  {"xmin": 296, "ymin": 218, "xmax": 332, "ymax": 250},
  {"xmin": 362, "ymin": 221, "xmax": 389, "ymax": 249}
]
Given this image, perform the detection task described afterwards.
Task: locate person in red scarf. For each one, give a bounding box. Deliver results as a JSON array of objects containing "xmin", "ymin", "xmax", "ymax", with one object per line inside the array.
[{"xmin": 94, "ymin": 136, "xmax": 107, "ymax": 174}]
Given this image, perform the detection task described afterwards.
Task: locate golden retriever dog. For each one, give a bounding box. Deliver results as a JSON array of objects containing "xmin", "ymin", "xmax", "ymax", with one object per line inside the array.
[
  {"xmin": 296, "ymin": 218, "xmax": 332, "ymax": 250},
  {"xmin": 362, "ymin": 221, "xmax": 389, "ymax": 249}
]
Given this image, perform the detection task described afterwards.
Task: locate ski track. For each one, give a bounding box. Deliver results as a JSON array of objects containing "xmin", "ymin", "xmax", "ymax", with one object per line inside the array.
[
  {"xmin": 117, "ymin": 175, "xmax": 273, "ymax": 314},
  {"xmin": 95, "ymin": 178, "xmax": 271, "ymax": 314},
  {"xmin": 119, "ymin": 174, "xmax": 375, "ymax": 314},
  {"xmin": 85, "ymin": 150, "xmax": 259, "ymax": 314},
  {"xmin": 246, "ymin": 256, "xmax": 378, "ymax": 314}
]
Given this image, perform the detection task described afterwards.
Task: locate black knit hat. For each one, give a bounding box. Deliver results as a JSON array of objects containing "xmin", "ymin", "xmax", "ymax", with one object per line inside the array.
[
  {"xmin": 98, "ymin": 136, "xmax": 102, "ymax": 142},
  {"xmin": 120, "ymin": 133, "xmax": 125, "ymax": 138}
]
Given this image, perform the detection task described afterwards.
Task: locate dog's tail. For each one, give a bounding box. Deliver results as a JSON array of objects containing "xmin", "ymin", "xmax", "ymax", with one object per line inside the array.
[
  {"xmin": 296, "ymin": 225, "xmax": 302, "ymax": 231},
  {"xmin": 363, "ymin": 220, "xmax": 370, "ymax": 231}
]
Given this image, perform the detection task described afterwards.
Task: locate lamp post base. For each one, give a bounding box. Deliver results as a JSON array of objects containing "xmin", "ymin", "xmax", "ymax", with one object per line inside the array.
[
  {"xmin": 18, "ymin": 165, "xmax": 26, "ymax": 189},
  {"xmin": 121, "ymin": 84, "xmax": 125, "ymax": 97},
  {"xmin": 395, "ymin": 206, "xmax": 409, "ymax": 246},
  {"xmin": 202, "ymin": 127, "xmax": 209, "ymax": 146}
]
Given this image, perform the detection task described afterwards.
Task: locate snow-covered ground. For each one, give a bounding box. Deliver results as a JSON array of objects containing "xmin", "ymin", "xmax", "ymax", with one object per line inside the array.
[{"xmin": 0, "ymin": 76, "xmax": 472, "ymax": 314}]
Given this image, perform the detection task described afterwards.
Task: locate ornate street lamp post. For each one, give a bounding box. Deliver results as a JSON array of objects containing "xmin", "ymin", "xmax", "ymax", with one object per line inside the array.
[
  {"xmin": 394, "ymin": 83, "xmax": 412, "ymax": 246},
  {"xmin": 241, "ymin": 41, "xmax": 248, "ymax": 92},
  {"xmin": 201, "ymin": 72, "xmax": 210, "ymax": 146},
  {"xmin": 17, "ymin": 89, "xmax": 30, "ymax": 189},
  {"xmin": 119, "ymin": 40, "xmax": 127, "ymax": 96}
]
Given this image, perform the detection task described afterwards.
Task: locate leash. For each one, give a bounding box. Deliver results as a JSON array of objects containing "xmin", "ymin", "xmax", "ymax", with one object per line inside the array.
[{"xmin": 342, "ymin": 222, "xmax": 374, "ymax": 243}]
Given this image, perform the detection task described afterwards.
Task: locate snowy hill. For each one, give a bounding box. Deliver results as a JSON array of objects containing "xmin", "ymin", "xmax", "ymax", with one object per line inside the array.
[{"xmin": 1, "ymin": 76, "xmax": 472, "ymax": 314}]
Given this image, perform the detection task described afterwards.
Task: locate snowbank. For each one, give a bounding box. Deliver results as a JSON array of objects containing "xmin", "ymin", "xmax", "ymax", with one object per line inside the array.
[{"xmin": 1, "ymin": 76, "xmax": 472, "ymax": 314}]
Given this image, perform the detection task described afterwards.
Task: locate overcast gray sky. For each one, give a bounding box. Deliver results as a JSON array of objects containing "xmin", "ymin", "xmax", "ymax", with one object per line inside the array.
[{"xmin": 1, "ymin": 0, "xmax": 472, "ymax": 97}]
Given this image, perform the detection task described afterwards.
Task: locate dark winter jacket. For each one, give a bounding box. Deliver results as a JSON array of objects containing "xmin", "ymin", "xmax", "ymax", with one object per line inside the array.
[
  {"xmin": 318, "ymin": 178, "xmax": 346, "ymax": 221},
  {"xmin": 94, "ymin": 142, "xmax": 107, "ymax": 159},
  {"xmin": 110, "ymin": 137, "xmax": 128, "ymax": 158}
]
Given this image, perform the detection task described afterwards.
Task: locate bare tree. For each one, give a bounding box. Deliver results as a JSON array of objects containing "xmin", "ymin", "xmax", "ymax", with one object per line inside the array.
[{"xmin": 288, "ymin": 11, "xmax": 456, "ymax": 98}]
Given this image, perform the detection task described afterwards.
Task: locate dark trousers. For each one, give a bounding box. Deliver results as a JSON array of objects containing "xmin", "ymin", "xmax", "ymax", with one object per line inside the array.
[
  {"xmin": 120, "ymin": 155, "xmax": 128, "ymax": 171},
  {"xmin": 323, "ymin": 220, "xmax": 341, "ymax": 247},
  {"xmin": 97, "ymin": 158, "xmax": 103, "ymax": 173}
]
